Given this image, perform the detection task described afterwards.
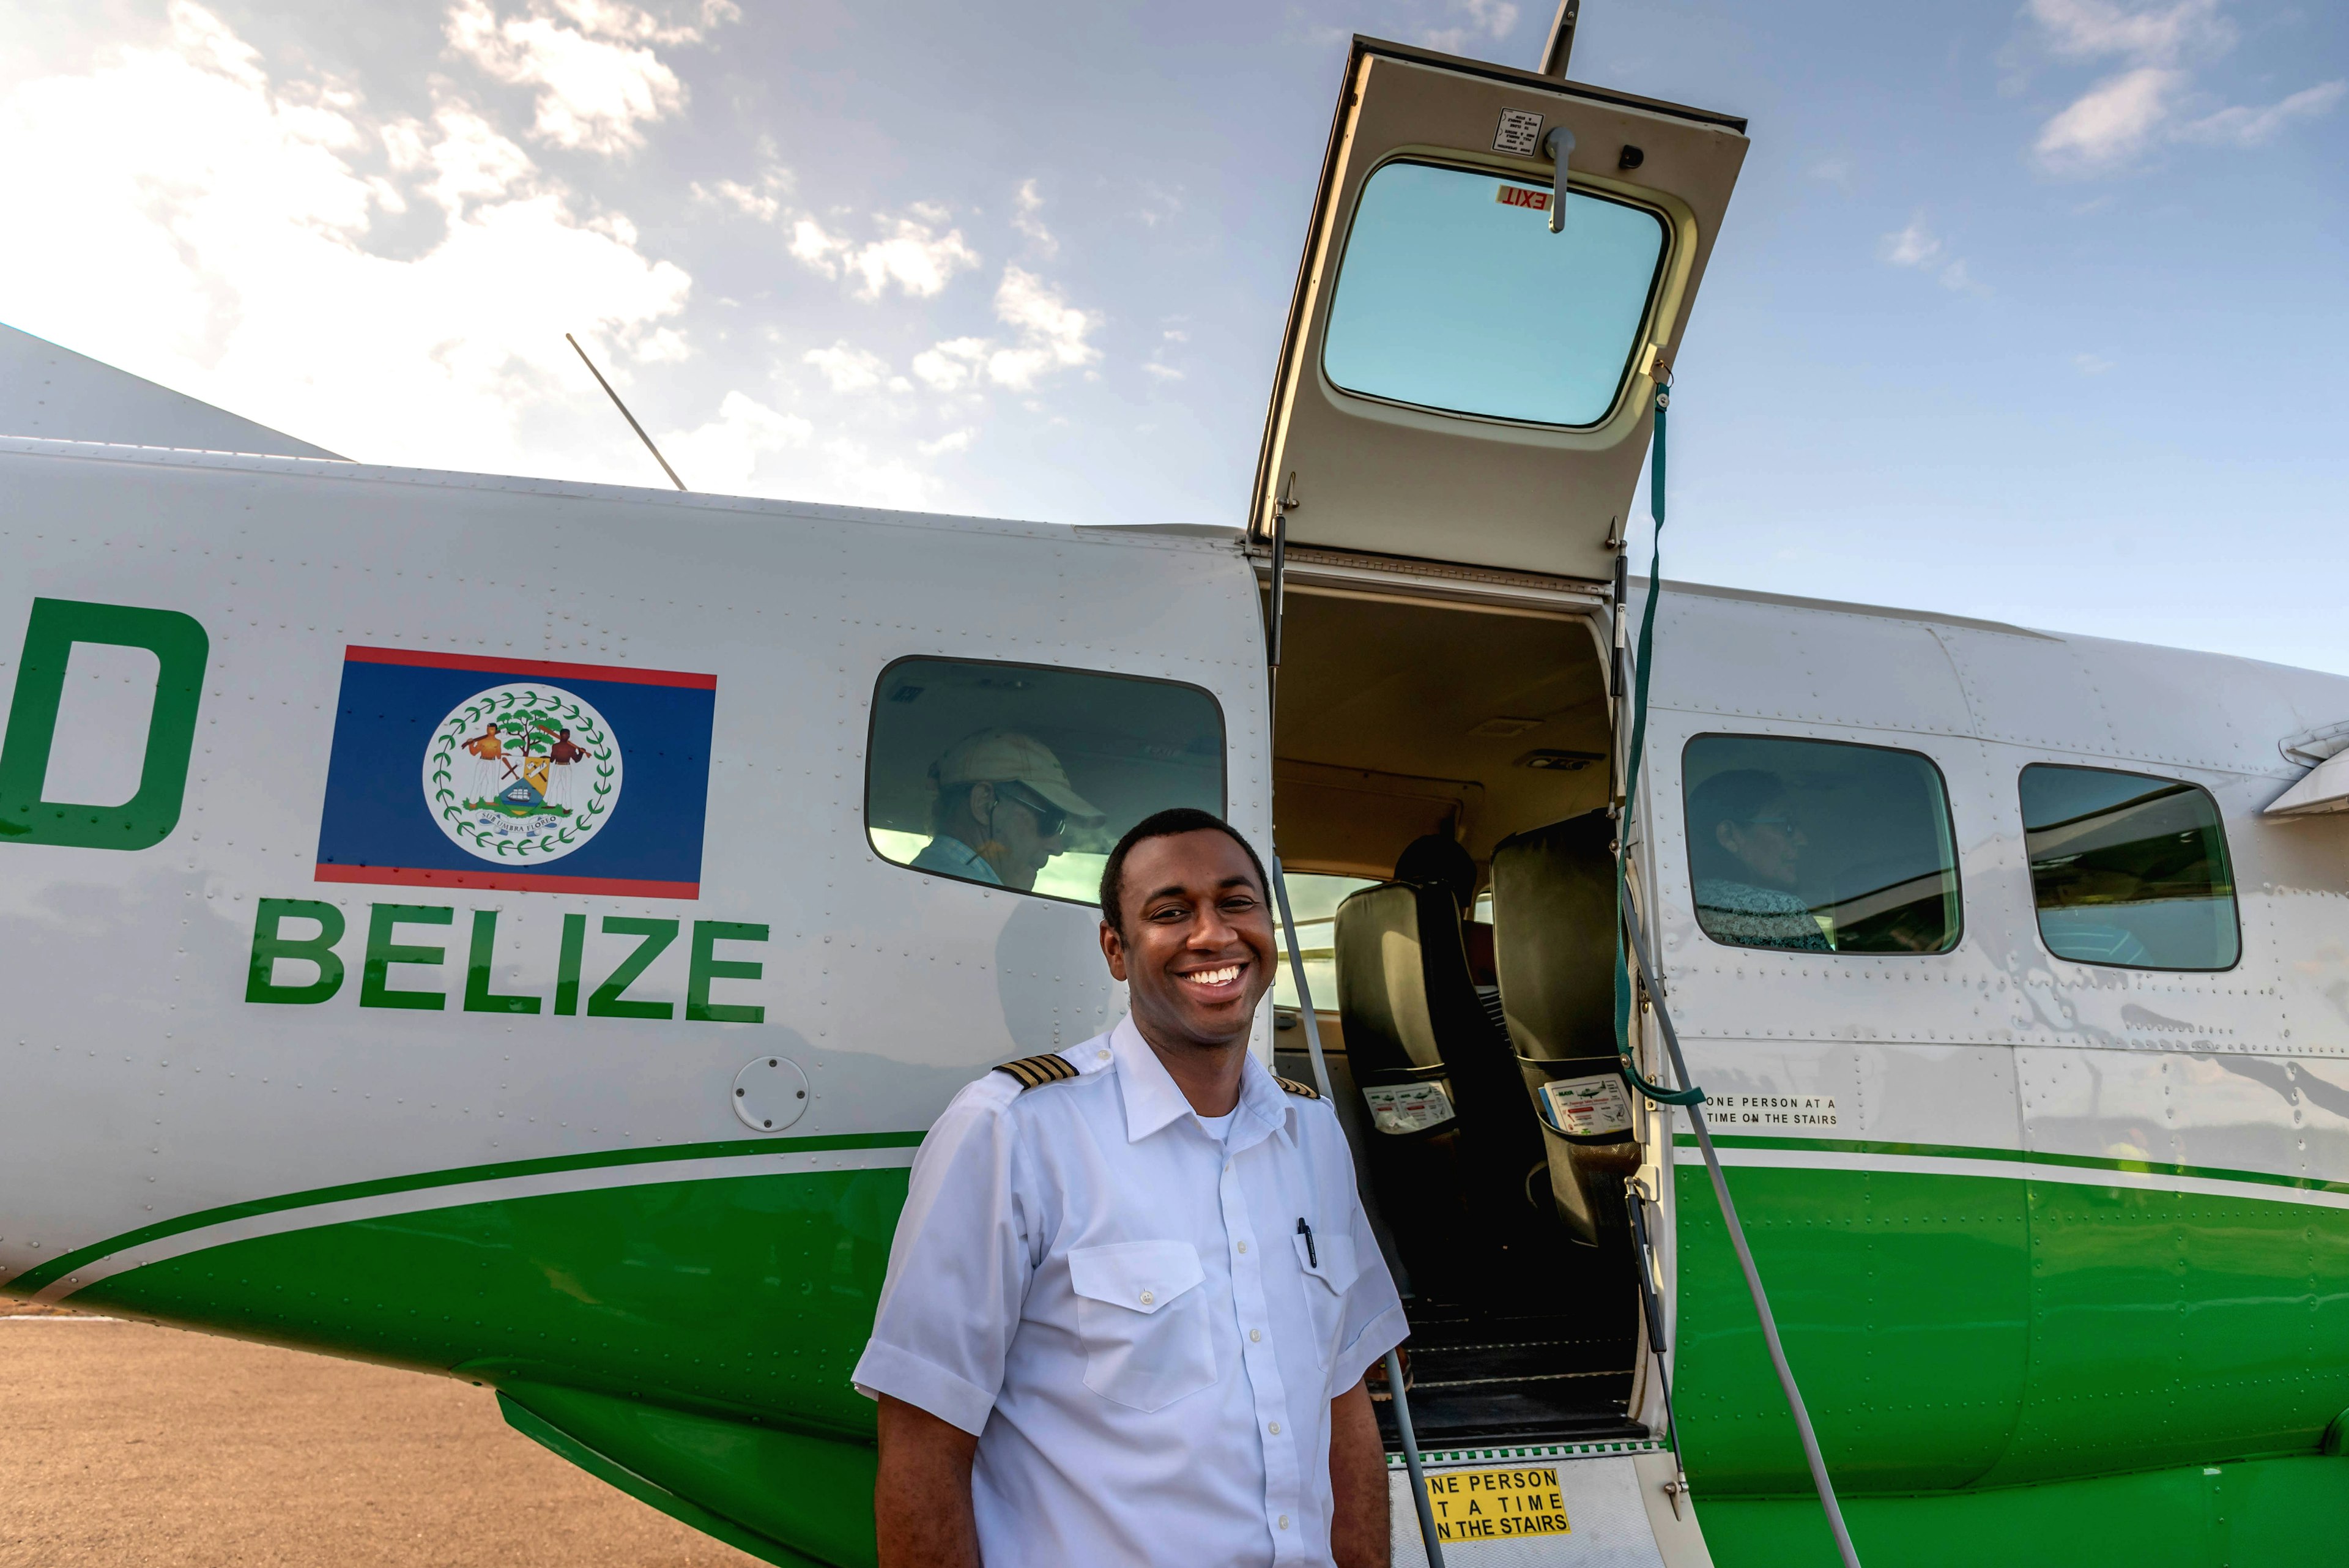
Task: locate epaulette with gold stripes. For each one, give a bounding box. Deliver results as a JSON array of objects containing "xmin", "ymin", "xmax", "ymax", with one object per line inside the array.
[
  {"xmin": 993, "ymin": 1053, "xmax": 1080, "ymax": 1090},
  {"xmin": 1272, "ymin": 1074, "xmax": 1322, "ymax": 1100}
]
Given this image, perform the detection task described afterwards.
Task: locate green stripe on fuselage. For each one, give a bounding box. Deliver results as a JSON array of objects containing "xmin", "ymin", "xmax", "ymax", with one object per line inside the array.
[
  {"xmin": 4, "ymin": 1130, "xmax": 924, "ymax": 1297},
  {"xmin": 1675, "ymin": 1151, "xmax": 2349, "ymax": 1503}
]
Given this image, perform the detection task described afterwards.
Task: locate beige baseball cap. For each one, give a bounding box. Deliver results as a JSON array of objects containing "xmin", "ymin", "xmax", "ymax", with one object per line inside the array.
[{"xmin": 933, "ymin": 729, "xmax": 1105, "ymax": 825}]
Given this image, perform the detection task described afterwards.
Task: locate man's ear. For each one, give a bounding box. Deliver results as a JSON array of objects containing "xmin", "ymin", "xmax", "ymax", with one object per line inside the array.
[
  {"xmin": 1715, "ymin": 820, "xmax": 1741, "ymax": 854},
  {"xmin": 1099, "ymin": 919, "xmax": 1129, "ymax": 983},
  {"xmin": 967, "ymin": 781, "xmax": 996, "ymax": 821}
]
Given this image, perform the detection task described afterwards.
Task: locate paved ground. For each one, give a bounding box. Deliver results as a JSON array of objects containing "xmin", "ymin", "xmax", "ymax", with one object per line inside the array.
[{"xmin": 0, "ymin": 1308, "xmax": 759, "ymax": 1568}]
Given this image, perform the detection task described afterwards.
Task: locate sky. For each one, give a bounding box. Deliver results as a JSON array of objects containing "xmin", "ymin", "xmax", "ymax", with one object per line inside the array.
[{"xmin": 1, "ymin": 0, "xmax": 2343, "ymax": 671}]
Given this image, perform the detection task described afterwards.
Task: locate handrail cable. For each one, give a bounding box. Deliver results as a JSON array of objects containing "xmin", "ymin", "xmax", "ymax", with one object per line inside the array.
[{"xmin": 1613, "ymin": 375, "xmax": 1863, "ymax": 1568}]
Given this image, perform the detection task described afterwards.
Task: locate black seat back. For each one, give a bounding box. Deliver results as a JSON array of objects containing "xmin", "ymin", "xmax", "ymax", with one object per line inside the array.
[
  {"xmin": 1333, "ymin": 882, "xmax": 1479, "ymax": 1086},
  {"xmin": 1334, "ymin": 879, "xmax": 1557, "ymax": 1298},
  {"xmin": 1491, "ymin": 809, "xmax": 1618, "ymax": 1061},
  {"xmin": 1491, "ymin": 810, "xmax": 1640, "ymax": 1245}
]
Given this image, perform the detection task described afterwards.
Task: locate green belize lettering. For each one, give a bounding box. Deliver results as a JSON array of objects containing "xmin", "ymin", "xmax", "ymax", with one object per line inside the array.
[
  {"xmin": 237, "ymin": 900, "xmax": 770, "ymax": 1022},
  {"xmin": 0, "ymin": 597, "xmax": 209, "ymax": 850},
  {"xmin": 464, "ymin": 910, "xmax": 541, "ymax": 1015},
  {"xmin": 588, "ymin": 917, "xmax": 677, "ymax": 1019},
  {"xmin": 247, "ymin": 898, "xmax": 347, "ymax": 1004},
  {"xmin": 361, "ymin": 904, "xmax": 453, "ymax": 1011},
  {"xmin": 686, "ymin": 921, "xmax": 768, "ymax": 1024},
  {"xmin": 554, "ymin": 912, "xmax": 585, "ymax": 1016}
]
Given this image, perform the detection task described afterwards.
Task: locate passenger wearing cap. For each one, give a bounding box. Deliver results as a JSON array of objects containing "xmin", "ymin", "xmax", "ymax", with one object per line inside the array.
[{"xmin": 911, "ymin": 729, "xmax": 1104, "ymax": 893}]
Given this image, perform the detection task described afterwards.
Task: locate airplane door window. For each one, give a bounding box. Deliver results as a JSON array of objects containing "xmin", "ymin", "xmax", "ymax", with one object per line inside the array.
[
  {"xmin": 2019, "ymin": 764, "xmax": 2240, "ymax": 972},
  {"xmin": 1681, "ymin": 734, "xmax": 1962, "ymax": 955},
  {"xmin": 1321, "ymin": 160, "xmax": 1669, "ymax": 428},
  {"xmin": 864, "ymin": 657, "xmax": 1225, "ymax": 907}
]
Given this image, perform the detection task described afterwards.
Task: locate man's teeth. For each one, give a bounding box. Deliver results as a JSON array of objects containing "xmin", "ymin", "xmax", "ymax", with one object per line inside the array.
[{"xmin": 1182, "ymin": 965, "xmax": 1242, "ymax": 987}]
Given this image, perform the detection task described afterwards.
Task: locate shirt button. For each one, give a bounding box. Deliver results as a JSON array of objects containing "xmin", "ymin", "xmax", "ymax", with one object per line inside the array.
[
  {"xmin": 1237, "ymin": 1241, "xmax": 1248, "ymax": 1254},
  {"xmin": 1139, "ymin": 1290, "xmax": 1155, "ymax": 1306},
  {"xmin": 1269, "ymin": 1421, "xmax": 1282, "ymax": 1435},
  {"xmin": 1250, "ymin": 1328, "xmax": 1263, "ymax": 1342},
  {"xmin": 1279, "ymin": 1515, "xmax": 1291, "ymax": 1530},
  {"xmin": 1097, "ymin": 1049, "xmax": 1110, "ymax": 1061}
]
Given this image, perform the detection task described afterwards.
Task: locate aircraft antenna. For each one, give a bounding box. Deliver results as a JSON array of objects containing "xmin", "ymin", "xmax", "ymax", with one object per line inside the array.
[
  {"xmin": 566, "ymin": 332, "xmax": 688, "ymax": 491},
  {"xmin": 1538, "ymin": 0, "xmax": 1580, "ymax": 76}
]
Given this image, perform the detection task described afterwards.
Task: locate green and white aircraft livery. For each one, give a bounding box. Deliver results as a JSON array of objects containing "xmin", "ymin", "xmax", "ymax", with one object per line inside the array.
[{"xmin": 7, "ymin": 28, "xmax": 2349, "ymax": 1568}]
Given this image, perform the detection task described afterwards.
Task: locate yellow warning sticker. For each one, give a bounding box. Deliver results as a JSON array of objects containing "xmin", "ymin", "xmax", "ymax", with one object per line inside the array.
[{"xmin": 1422, "ymin": 1466, "xmax": 1570, "ymax": 1542}]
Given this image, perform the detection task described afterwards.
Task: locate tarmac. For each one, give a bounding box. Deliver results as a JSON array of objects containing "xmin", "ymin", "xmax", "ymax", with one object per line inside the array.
[{"xmin": 0, "ymin": 1306, "xmax": 758, "ymax": 1567}]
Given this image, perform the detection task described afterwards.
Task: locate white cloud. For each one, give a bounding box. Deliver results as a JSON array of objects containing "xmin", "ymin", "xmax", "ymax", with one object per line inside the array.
[
  {"xmin": 911, "ymin": 336, "xmax": 989, "ymax": 392},
  {"xmin": 1422, "ymin": 0, "xmax": 1518, "ymax": 52},
  {"xmin": 2026, "ymin": 0, "xmax": 2228, "ymax": 65},
  {"xmin": 1879, "ymin": 216, "xmax": 1943, "ymax": 268},
  {"xmin": 803, "ymin": 341, "xmax": 892, "ymax": 393},
  {"xmin": 0, "ymin": 2, "xmax": 692, "ymax": 477},
  {"xmin": 2074, "ymin": 352, "xmax": 2114, "ymax": 374},
  {"xmin": 1141, "ymin": 362, "xmax": 1184, "ymax": 382},
  {"xmin": 907, "ymin": 267, "xmax": 1101, "ymax": 396},
  {"xmin": 1012, "ymin": 178, "xmax": 1057, "ymax": 257},
  {"xmin": 446, "ymin": 0, "xmax": 721, "ymax": 155},
  {"xmin": 918, "ymin": 428, "xmax": 975, "ymax": 456},
  {"xmin": 981, "ymin": 266, "xmax": 1101, "ymax": 390},
  {"xmin": 1878, "ymin": 214, "xmax": 1986, "ymax": 294},
  {"xmin": 2020, "ymin": 0, "xmax": 2340, "ymax": 174},
  {"xmin": 692, "ymin": 166, "xmax": 792, "ymax": 221},
  {"xmin": 656, "ymin": 389, "xmax": 809, "ymax": 492},
  {"xmin": 2035, "ymin": 64, "xmax": 2186, "ymax": 170},
  {"xmin": 788, "ymin": 206, "xmax": 981, "ymax": 300},
  {"xmin": 2178, "ymin": 80, "xmax": 2347, "ymax": 147}
]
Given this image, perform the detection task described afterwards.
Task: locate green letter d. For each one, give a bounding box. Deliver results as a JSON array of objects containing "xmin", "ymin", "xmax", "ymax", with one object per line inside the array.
[{"xmin": 0, "ymin": 597, "xmax": 209, "ymax": 850}]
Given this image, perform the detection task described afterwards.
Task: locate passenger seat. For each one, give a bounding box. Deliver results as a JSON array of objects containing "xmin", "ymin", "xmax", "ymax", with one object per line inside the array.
[
  {"xmin": 1332, "ymin": 842, "xmax": 1556, "ymax": 1298},
  {"xmin": 1490, "ymin": 811, "xmax": 1641, "ymax": 1246}
]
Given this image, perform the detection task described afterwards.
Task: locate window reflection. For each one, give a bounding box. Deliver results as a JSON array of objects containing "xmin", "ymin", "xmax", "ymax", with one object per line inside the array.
[
  {"xmin": 1322, "ymin": 160, "xmax": 1668, "ymax": 427},
  {"xmin": 866, "ymin": 658, "xmax": 1225, "ymax": 905},
  {"xmin": 2019, "ymin": 765, "xmax": 2238, "ymax": 971},
  {"xmin": 1682, "ymin": 735, "xmax": 1961, "ymax": 955}
]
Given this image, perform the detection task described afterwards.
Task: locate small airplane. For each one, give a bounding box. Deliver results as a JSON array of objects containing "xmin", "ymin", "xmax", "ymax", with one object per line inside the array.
[{"xmin": 5, "ymin": 9, "xmax": 2347, "ymax": 1567}]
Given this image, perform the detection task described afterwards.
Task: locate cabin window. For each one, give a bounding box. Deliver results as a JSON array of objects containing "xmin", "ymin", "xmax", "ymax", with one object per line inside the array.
[
  {"xmin": 1321, "ymin": 160, "xmax": 1668, "ymax": 428},
  {"xmin": 864, "ymin": 657, "xmax": 1225, "ymax": 905},
  {"xmin": 1272, "ymin": 872, "xmax": 1380, "ymax": 1009},
  {"xmin": 1681, "ymin": 734, "xmax": 1962, "ymax": 956},
  {"xmin": 2018, "ymin": 765, "xmax": 2240, "ymax": 971}
]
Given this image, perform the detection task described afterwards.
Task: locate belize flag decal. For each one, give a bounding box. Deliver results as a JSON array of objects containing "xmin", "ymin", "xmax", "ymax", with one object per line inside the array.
[{"xmin": 315, "ymin": 647, "xmax": 716, "ymax": 899}]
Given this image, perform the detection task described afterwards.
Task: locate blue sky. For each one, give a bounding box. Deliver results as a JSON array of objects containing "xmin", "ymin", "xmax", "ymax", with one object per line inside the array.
[{"xmin": 1, "ymin": 0, "xmax": 2342, "ymax": 669}]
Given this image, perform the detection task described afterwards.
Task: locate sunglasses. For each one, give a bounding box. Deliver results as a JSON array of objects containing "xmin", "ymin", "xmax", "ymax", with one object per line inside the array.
[{"xmin": 993, "ymin": 781, "xmax": 1069, "ymax": 838}]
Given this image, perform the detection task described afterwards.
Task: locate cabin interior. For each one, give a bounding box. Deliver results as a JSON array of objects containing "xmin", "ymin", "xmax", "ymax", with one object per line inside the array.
[{"xmin": 1265, "ymin": 582, "xmax": 1651, "ymax": 1452}]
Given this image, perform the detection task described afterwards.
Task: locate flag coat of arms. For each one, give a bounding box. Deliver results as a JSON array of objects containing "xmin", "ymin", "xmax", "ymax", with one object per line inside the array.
[{"xmin": 314, "ymin": 647, "xmax": 717, "ymax": 899}]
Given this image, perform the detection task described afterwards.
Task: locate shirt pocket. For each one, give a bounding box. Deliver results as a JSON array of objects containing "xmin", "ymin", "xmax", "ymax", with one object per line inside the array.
[
  {"xmin": 1067, "ymin": 1240, "xmax": 1217, "ymax": 1412},
  {"xmin": 1291, "ymin": 1229, "xmax": 1361, "ymax": 1371}
]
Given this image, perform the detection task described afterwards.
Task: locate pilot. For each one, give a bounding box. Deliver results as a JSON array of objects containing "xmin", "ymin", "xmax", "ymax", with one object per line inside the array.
[
  {"xmin": 853, "ymin": 809, "xmax": 1405, "ymax": 1568},
  {"xmin": 1687, "ymin": 768, "xmax": 1831, "ymax": 951},
  {"xmin": 912, "ymin": 729, "xmax": 1101, "ymax": 893}
]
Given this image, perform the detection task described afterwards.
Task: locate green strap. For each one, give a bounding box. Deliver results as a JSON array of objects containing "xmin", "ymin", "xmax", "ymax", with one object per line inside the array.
[{"xmin": 1615, "ymin": 382, "xmax": 1705, "ymax": 1109}]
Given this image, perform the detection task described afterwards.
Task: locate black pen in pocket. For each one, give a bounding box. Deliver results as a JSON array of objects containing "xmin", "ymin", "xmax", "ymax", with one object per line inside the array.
[{"xmin": 1296, "ymin": 1217, "xmax": 1316, "ymax": 1268}]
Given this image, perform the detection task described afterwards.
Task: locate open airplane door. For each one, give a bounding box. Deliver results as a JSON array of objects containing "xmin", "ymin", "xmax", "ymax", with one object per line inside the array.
[{"xmin": 1252, "ymin": 38, "xmax": 1747, "ymax": 581}]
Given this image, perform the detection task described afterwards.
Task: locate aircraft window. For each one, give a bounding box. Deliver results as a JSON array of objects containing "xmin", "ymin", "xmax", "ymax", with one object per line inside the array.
[
  {"xmin": 1321, "ymin": 160, "xmax": 1668, "ymax": 428},
  {"xmin": 1271, "ymin": 872, "xmax": 1380, "ymax": 1010},
  {"xmin": 2019, "ymin": 765, "xmax": 2240, "ymax": 971},
  {"xmin": 1682, "ymin": 734, "xmax": 1961, "ymax": 956},
  {"xmin": 865, "ymin": 657, "xmax": 1225, "ymax": 905}
]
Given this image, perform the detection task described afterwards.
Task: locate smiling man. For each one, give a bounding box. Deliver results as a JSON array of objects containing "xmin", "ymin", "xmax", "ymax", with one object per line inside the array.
[{"xmin": 852, "ymin": 808, "xmax": 1405, "ymax": 1568}]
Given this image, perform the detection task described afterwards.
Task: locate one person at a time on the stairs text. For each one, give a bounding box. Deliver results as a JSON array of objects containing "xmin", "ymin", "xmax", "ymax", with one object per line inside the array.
[{"xmin": 853, "ymin": 808, "xmax": 1406, "ymax": 1568}]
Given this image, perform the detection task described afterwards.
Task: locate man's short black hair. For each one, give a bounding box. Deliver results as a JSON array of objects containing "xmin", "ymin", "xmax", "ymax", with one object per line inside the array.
[{"xmin": 1098, "ymin": 808, "xmax": 1270, "ymax": 937}]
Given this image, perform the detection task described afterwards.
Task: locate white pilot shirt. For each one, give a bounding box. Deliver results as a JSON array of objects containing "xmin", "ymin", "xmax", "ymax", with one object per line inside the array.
[{"xmin": 852, "ymin": 1014, "xmax": 1407, "ymax": 1568}]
